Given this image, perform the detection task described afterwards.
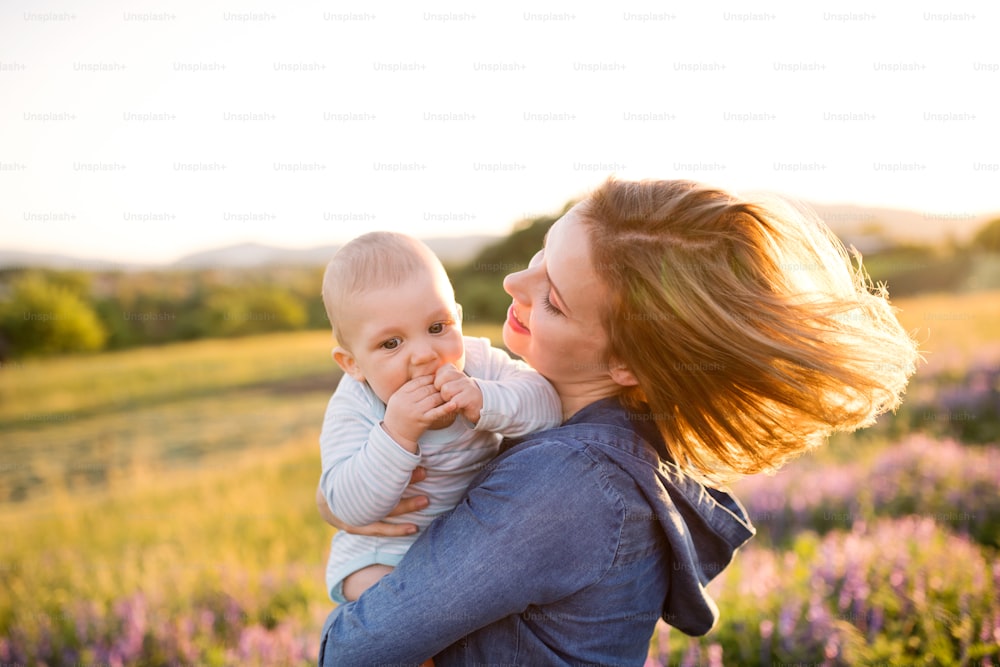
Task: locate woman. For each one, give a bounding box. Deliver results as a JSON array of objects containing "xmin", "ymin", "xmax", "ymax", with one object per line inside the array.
[{"xmin": 316, "ymin": 178, "xmax": 917, "ymax": 665}]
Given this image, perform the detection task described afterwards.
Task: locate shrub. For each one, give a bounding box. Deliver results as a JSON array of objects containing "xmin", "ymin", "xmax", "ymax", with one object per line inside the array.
[{"xmin": 0, "ymin": 273, "xmax": 106, "ymax": 357}]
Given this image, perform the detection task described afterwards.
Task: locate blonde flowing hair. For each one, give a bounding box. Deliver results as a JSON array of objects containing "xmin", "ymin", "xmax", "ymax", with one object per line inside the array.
[{"xmin": 581, "ymin": 178, "xmax": 919, "ymax": 481}]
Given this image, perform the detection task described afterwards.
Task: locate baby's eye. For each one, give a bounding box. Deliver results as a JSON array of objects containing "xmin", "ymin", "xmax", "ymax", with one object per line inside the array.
[
  {"xmin": 380, "ymin": 337, "xmax": 402, "ymax": 350},
  {"xmin": 428, "ymin": 322, "xmax": 446, "ymax": 334}
]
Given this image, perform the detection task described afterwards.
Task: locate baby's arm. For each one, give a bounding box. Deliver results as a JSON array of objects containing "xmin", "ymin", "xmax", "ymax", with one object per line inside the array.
[
  {"xmin": 319, "ymin": 376, "xmax": 427, "ymax": 527},
  {"xmin": 467, "ymin": 338, "xmax": 564, "ymax": 437},
  {"xmin": 315, "ymin": 468, "xmax": 428, "ymax": 537}
]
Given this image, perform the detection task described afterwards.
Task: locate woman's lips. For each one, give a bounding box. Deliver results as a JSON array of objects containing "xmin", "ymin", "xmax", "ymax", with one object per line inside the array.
[{"xmin": 506, "ymin": 305, "xmax": 530, "ymax": 334}]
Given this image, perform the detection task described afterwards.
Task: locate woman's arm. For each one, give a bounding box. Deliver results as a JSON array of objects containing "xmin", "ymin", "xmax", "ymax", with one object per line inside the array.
[
  {"xmin": 315, "ymin": 468, "xmax": 428, "ymax": 537},
  {"xmin": 318, "ymin": 440, "xmax": 620, "ymax": 665}
]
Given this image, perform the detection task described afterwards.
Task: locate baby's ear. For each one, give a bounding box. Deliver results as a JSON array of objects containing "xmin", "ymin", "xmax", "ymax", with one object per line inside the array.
[{"xmin": 333, "ymin": 346, "xmax": 364, "ymax": 382}]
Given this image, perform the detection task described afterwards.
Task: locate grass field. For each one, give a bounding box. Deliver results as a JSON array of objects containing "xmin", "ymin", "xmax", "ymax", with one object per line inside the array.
[
  {"xmin": 891, "ymin": 288, "xmax": 1000, "ymax": 361},
  {"xmin": 0, "ymin": 324, "xmax": 501, "ymax": 505},
  {"xmin": 1, "ymin": 298, "xmax": 998, "ymax": 665},
  {"xmin": 0, "ymin": 330, "xmax": 337, "ymax": 428}
]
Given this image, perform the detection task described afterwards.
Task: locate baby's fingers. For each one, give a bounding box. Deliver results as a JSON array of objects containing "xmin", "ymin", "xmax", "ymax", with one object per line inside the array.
[
  {"xmin": 400, "ymin": 374, "xmax": 437, "ymax": 395},
  {"xmin": 433, "ymin": 364, "xmax": 463, "ymax": 389},
  {"xmin": 424, "ymin": 401, "xmax": 458, "ymax": 425}
]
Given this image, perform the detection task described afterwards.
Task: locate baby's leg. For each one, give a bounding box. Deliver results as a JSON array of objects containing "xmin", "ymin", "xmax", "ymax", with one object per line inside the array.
[
  {"xmin": 341, "ymin": 565, "xmax": 435, "ymax": 666},
  {"xmin": 341, "ymin": 564, "xmax": 395, "ymax": 602}
]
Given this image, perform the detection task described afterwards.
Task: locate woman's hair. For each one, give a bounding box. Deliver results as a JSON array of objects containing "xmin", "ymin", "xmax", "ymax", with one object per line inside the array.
[
  {"xmin": 580, "ymin": 177, "xmax": 919, "ymax": 481},
  {"xmin": 322, "ymin": 231, "xmax": 450, "ymax": 345}
]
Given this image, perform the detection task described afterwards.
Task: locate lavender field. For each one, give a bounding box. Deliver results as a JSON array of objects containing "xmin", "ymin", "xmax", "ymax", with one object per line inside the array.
[
  {"xmin": 1, "ymin": 294, "xmax": 998, "ymax": 666},
  {"xmin": 646, "ymin": 291, "xmax": 1000, "ymax": 666}
]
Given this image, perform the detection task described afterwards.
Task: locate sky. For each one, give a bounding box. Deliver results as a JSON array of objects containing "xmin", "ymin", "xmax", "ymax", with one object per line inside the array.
[{"xmin": 1, "ymin": 0, "xmax": 998, "ymax": 264}]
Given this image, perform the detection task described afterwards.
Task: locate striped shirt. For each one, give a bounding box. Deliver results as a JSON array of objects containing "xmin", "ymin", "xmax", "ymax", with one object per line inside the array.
[{"xmin": 319, "ymin": 336, "xmax": 562, "ymax": 601}]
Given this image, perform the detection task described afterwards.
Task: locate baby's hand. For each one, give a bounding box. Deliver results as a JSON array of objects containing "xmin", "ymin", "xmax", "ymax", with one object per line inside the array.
[
  {"xmin": 434, "ymin": 364, "xmax": 484, "ymax": 425},
  {"xmin": 382, "ymin": 375, "xmax": 457, "ymax": 451}
]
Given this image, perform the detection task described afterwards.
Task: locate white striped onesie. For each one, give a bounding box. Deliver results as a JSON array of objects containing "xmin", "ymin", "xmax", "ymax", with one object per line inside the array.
[{"xmin": 319, "ymin": 336, "xmax": 562, "ymax": 603}]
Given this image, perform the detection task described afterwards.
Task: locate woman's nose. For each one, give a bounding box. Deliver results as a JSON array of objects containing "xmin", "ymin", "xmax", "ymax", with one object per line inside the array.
[{"xmin": 503, "ymin": 268, "xmax": 528, "ymax": 301}]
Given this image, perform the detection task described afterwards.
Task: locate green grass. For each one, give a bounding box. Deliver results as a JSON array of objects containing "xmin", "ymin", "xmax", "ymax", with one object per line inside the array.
[
  {"xmin": 0, "ymin": 436, "xmax": 331, "ymax": 665},
  {"xmin": 0, "ymin": 324, "xmax": 505, "ymax": 426},
  {"xmin": 0, "ymin": 324, "xmax": 503, "ymax": 504},
  {"xmin": 0, "ymin": 323, "xmax": 504, "ymax": 664},
  {"xmin": 0, "ymin": 331, "xmax": 337, "ymax": 428},
  {"xmin": 0, "ymin": 387, "xmax": 332, "ymax": 504},
  {"xmin": 892, "ymin": 288, "xmax": 1000, "ymax": 358}
]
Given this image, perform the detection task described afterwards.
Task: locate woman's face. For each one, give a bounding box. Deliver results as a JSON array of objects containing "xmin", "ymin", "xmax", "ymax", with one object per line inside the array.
[{"xmin": 502, "ymin": 204, "xmax": 619, "ymax": 402}]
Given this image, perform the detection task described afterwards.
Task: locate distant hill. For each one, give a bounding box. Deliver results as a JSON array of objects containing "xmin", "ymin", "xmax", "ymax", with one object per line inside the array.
[
  {"xmin": 2, "ymin": 203, "xmax": 996, "ymax": 270},
  {"xmin": 0, "ymin": 250, "xmax": 145, "ymax": 272},
  {"xmin": 810, "ymin": 203, "xmax": 991, "ymax": 252},
  {"xmin": 0, "ymin": 235, "xmax": 501, "ymax": 271},
  {"xmin": 171, "ymin": 236, "xmax": 500, "ymax": 269},
  {"xmin": 170, "ymin": 243, "xmax": 340, "ymax": 269}
]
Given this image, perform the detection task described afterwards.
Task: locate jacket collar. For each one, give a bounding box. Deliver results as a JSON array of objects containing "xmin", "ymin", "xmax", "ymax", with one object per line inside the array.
[{"xmin": 506, "ymin": 395, "xmax": 756, "ymax": 636}]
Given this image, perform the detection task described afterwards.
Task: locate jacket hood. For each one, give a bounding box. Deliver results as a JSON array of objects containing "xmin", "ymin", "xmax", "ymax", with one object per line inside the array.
[{"xmin": 548, "ymin": 397, "xmax": 756, "ymax": 636}]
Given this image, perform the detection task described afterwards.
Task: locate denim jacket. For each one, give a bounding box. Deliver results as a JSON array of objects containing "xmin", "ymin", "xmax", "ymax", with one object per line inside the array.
[{"xmin": 319, "ymin": 397, "xmax": 755, "ymax": 666}]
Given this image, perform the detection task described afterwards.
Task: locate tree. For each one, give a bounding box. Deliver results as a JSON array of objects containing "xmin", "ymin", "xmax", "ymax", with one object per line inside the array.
[
  {"xmin": 451, "ymin": 204, "xmax": 571, "ymax": 323},
  {"xmin": 971, "ymin": 217, "xmax": 1000, "ymax": 252},
  {"xmin": 201, "ymin": 286, "xmax": 307, "ymax": 337},
  {"xmin": 0, "ymin": 273, "xmax": 107, "ymax": 357}
]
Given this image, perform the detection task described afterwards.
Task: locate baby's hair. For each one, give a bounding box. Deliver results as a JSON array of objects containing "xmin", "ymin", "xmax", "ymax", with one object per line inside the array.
[
  {"xmin": 322, "ymin": 231, "xmax": 450, "ymax": 346},
  {"xmin": 581, "ymin": 177, "xmax": 919, "ymax": 482}
]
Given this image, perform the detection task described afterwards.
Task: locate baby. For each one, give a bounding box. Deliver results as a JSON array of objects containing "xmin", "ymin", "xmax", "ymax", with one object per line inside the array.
[{"xmin": 318, "ymin": 231, "xmax": 562, "ymax": 603}]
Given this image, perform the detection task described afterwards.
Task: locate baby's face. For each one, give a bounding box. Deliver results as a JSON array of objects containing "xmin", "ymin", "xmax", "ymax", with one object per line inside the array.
[{"xmin": 337, "ymin": 268, "xmax": 465, "ymax": 405}]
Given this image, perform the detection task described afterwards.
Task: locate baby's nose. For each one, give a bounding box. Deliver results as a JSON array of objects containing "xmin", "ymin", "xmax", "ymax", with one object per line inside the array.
[{"xmin": 410, "ymin": 344, "xmax": 439, "ymax": 371}]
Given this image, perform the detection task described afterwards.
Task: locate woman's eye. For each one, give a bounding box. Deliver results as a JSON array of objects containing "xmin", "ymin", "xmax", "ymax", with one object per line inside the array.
[
  {"xmin": 542, "ymin": 295, "xmax": 562, "ymax": 316},
  {"xmin": 528, "ymin": 250, "xmax": 544, "ymax": 268},
  {"xmin": 429, "ymin": 322, "xmax": 445, "ymax": 334},
  {"xmin": 380, "ymin": 337, "xmax": 401, "ymax": 350}
]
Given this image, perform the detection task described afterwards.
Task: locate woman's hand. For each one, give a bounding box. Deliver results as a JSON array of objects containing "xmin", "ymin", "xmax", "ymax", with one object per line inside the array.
[{"xmin": 316, "ymin": 467, "xmax": 430, "ymax": 536}]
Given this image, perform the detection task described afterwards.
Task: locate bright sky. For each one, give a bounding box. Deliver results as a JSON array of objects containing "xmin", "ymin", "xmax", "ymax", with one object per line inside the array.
[{"xmin": 2, "ymin": 1, "xmax": 997, "ymax": 264}]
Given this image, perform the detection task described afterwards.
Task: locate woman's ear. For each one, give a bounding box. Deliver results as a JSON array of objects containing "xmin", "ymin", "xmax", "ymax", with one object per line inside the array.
[
  {"xmin": 333, "ymin": 346, "xmax": 365, "ymax": 382},
  {"xmin": 609, "ymin": 358, "xmax": 639, "ymax": 388}
]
